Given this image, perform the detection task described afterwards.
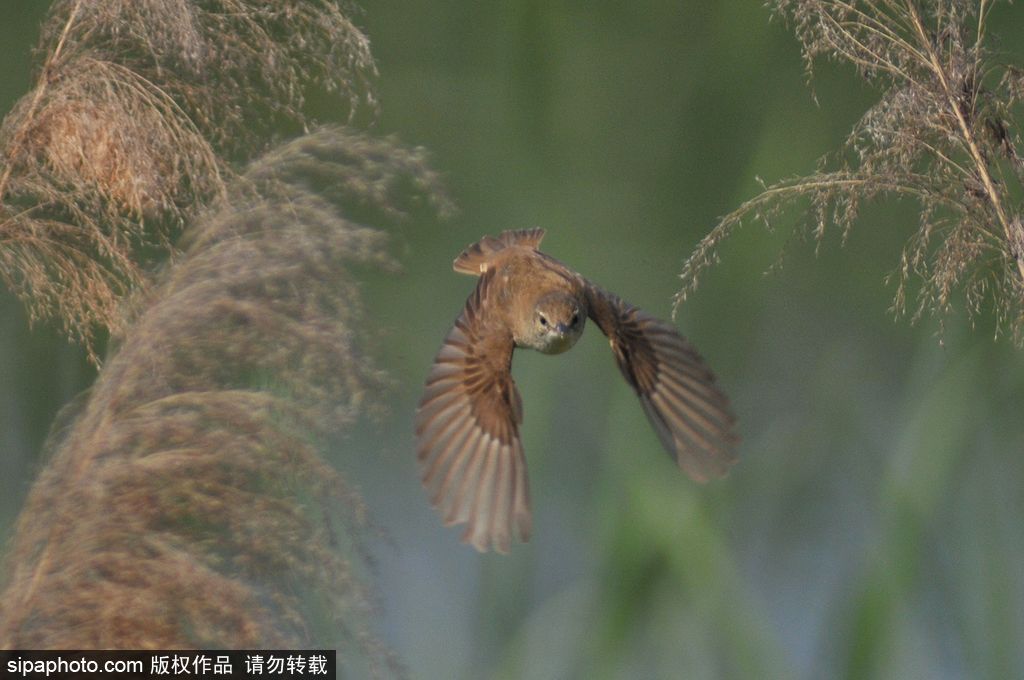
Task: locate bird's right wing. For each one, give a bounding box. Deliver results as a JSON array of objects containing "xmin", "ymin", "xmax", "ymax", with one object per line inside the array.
[{"xmin": 415, "ymin": 270, "xmax": 531, "ymax": 553}]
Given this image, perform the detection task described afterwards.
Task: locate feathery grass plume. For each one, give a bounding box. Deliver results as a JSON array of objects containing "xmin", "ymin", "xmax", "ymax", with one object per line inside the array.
[
  {"xmin": 0, "ymin": 0, "xmax": 378, "ymax": 359},
  {"xmin": 0, "ymin": 127, "xmax": 449, "ymax": 675},
  {"xmin": 677, "ymin": 0, "xmax": 1024, "ymax": 343}
]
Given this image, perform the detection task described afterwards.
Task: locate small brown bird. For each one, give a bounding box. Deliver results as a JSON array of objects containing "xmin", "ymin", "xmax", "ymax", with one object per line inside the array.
[{"xmin": 416, "ymin": 229, "xmax": 737, "ymax": 553}]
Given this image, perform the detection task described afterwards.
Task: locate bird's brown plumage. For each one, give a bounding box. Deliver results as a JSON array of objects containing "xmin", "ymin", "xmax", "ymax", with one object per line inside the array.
[{"xmin": 415, "ymin": 229, "xmax": 737, "ymax": 553}]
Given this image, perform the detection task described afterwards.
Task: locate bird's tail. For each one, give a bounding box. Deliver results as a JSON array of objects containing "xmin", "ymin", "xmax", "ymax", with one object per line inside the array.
[{"xmin": 452, "ymin": 227, "xmax": 546, "ymax": 275}]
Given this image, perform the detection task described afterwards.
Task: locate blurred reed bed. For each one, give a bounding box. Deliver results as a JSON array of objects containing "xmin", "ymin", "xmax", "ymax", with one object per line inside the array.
[
  {"xmin": 0, "ymin": 127, "xmax": 448, "ymax": 674},
  {"xmin": 0, "ymin": 0, "xmax": 454, "ymax": 673}
]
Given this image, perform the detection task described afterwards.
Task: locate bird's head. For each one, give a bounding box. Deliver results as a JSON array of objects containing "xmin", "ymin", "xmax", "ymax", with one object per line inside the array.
[{"xmin": 527, "ymin": 292, "xmax": 585, "ymax": 354}]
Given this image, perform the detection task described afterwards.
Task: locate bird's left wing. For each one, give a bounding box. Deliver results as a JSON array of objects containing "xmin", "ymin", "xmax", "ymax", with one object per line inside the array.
[
  {"xmin": 585, "ymin": 283, "xmax": 738, "ymax": 481},
  {"xmin": 416, "ymin": 270, "xmax": 531, "ymax": 553}
]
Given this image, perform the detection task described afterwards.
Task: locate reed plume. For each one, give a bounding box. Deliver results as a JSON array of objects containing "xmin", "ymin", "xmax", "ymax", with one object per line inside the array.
[
  {"xmin": 678, "ymin": 0, "xmax": 1024, "ymax": 343},
  {"xmin": 0, "ymin": 127, "xmax": 448, "ymax": 676},
  {"xmin": 0, "ymin": 0, "xmax": 377, "ymax": 359}
]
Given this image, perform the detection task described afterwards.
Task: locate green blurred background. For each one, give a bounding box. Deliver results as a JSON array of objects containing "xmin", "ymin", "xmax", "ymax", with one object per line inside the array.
[{"xmin": 3, "ymin": 2, "xmax": 1024, "ymax": 678}]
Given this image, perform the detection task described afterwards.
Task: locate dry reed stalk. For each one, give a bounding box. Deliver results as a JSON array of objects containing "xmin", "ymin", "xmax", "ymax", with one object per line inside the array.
[
  {"xmin": 0, "ymin": 0, "xmax": 378, "ymax": 358},
  {"xmin": 679, "ymin": 0, "xmax": 1024, "ymax": 343}
]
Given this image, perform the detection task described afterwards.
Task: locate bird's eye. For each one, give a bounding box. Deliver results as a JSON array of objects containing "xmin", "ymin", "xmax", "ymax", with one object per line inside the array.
[
  {"xmin": 571, "ymin": 312, "xmax": 579, "ymax": 326},
  {"xmin": 539, "ymin": 314, "xmax": 548, "ymax": 327}
]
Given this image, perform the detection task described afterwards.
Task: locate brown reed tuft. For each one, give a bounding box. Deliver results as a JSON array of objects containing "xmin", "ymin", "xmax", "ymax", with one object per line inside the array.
[
  {"xmin": 0, "ymin": 0, "xmax": 378, "ymax": 359},
  {"xmin": 678, "ymin": 0, "xmax": 1024, "ymax": 343},
  {"xmin": 0, "ymin": 127, "xmax": 449, "ymax": 676}
]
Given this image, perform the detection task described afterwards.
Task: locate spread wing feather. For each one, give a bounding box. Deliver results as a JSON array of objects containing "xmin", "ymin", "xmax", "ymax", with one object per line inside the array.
[
  {"xmin": 585, "ymin": 284, "xmax": 738, "ymax": 481},
  {"xmin": 415, "ymin": 270, "xmax": 531, "ymax": 553}
]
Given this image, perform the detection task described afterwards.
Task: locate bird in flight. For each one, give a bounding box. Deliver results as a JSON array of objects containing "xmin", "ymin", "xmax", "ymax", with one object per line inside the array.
[{"xmin": 415, "ymin": 229, "xmax": 737, "ymax": 553}]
